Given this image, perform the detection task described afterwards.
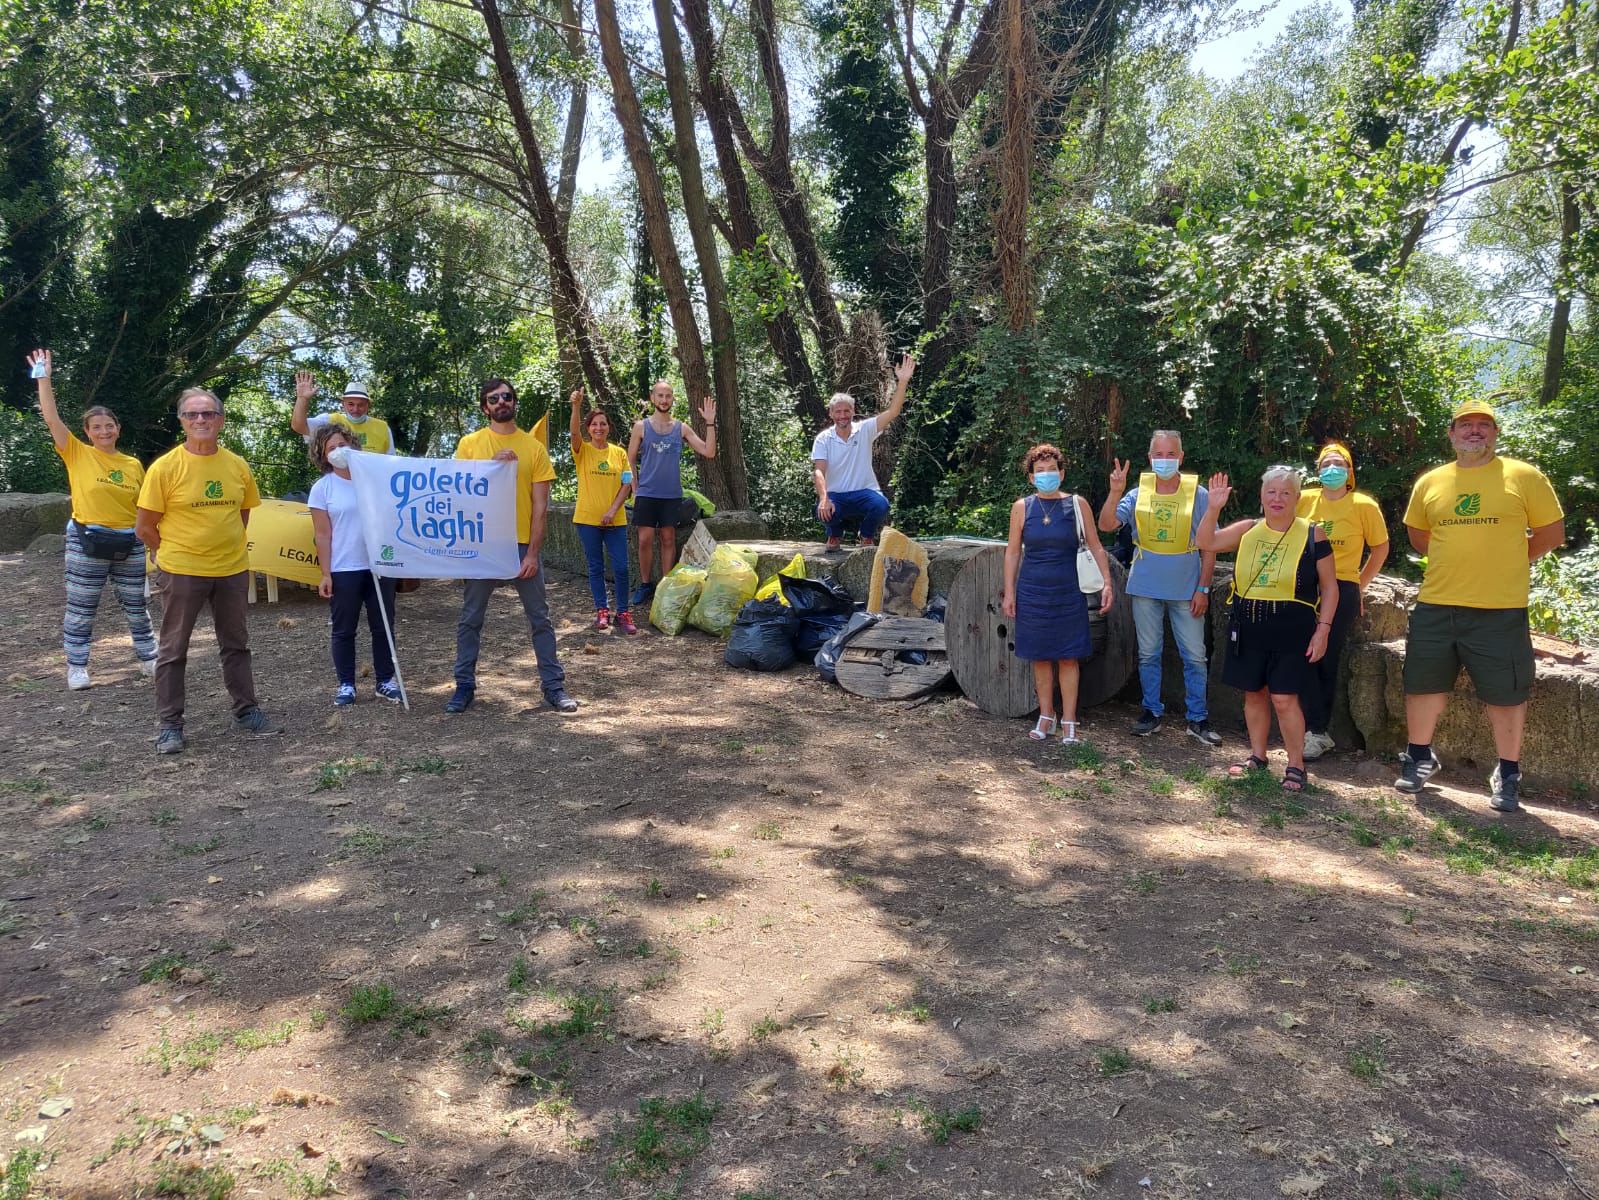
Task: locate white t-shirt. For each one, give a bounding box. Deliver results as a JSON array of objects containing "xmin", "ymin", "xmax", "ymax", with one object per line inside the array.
[
  {"xmin": 307, "ymin": 472, "xmax": 368, "ymax": 572},
  {"xmin": 810, "ymin": 416, "xmax": 882, "ymax": 495}
]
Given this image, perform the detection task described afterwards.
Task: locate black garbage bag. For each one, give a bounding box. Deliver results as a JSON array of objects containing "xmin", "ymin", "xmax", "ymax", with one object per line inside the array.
[
  {"xmin": 779, "ymin": 574, "xmax": 855, "ymax": 615},
  {"xmin": 724, "ymin": 600, "xmax": 799, "ymax": 671},
  {"xmin": 814, "ymin": 611, "xmax": 883, "ymax": 683}
]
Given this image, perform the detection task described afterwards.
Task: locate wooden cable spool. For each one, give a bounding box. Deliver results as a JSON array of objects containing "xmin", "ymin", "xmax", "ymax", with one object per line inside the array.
[
  {"xmin": 945, "ymin": 544, "xmax": 1137, "ymax": 717},
  {"xmin": 833, "ymin": 617, "xmax": 951, "ymax": 700}
]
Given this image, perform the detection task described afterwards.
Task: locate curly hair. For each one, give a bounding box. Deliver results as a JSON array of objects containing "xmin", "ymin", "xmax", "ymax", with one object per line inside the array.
[
  {"xmin": 308, "ymin": 422, "xmax": 353, "ymax": 474},
  {"xmin": 1021, "ymin": 443, "xmax": 1065, "ymax": 475}
]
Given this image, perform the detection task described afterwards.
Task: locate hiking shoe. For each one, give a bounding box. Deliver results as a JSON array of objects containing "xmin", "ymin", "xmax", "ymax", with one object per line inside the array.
[
  {"xmin": 67, "ymin": 666, "xmax": 91, "ymax": 690},
  {"xmin": 1303, "ymin": 731, "xmax": 1336, "ymax": 760},
  {"xmin": 445, "ymin": 686, "xmax": 475, "ymax": 714},
  {"xmin": 233, "ymin": 706, "xmax": 273, "ymax": 734},
  {"xmin": 1132, "ymin": 709, "xmax": 1162, "ymax": 737},
  {"xmin": 593, "ymin": 607, "xmax": 611, "ymax": 631},
  {"xmin": 333, "ymin": 683, "xmax": 356, "ymax": 707},
  {"xmin": 1186, "ymin": 720, "xmax": 1222, "ymax": 748},
  {"xmin": 616, "ymin": 611, "xmax": 639, "ymax": 635},
  {"xmin": 1394, "ymin": 751, "xmax": 1443, "ymax": 794},
  {"xmin": 155, "ymin": 726, "xmax": 185, "ymax": 755},
  {"xmin": 139, "ymin": 658, "xmax": 157, "ymax": 679},
  {"xmin": 375, "ymin": 678, "xmax": 402, "ymax": 703},
  {"xmin": 860, "ymin": 537, "xmax": 877, "ymax": 548},
  {"xmin": 824, "ymin": 537, "xmax": 843, "ymax": 552},
  {"xmin": 630, "ymin": 582, "xmax": 657, "ymax": 609},
  {"xmin": 1488, "ymin": 766, "xmax": 1521, "ymax": 812},
  {"xmin": 545, "ymin": 689, "xmax": 579, "ymax": 713}
]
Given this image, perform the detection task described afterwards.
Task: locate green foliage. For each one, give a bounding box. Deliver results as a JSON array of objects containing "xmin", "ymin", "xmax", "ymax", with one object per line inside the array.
[
  {"xmin": 0, "ymin": 408, "xmax": 66, "ymax": 493},
  {"xmin": 1529, "ymin": 528, "xmax": 1599, "ymax": 647},
  {"xmin": 608, "ymin": 1092, "xmax": 718, "ymax": 1180}
]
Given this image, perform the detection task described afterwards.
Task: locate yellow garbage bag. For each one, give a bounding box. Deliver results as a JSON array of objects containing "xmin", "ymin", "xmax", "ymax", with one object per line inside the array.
[
  {"xmin": 687, "ymin": 545, "xmax": 759, "ymax": 636},
  {"xmin": 753, "ymin": 552, "xmax": 807, "ymax": 604},
  {"xmin": 650, "ymin": 564, "xmax": 706, "ymax": 636},
  {"xmin": 719, "ymin": 543, "xmax": 760, "ymax": 571}
]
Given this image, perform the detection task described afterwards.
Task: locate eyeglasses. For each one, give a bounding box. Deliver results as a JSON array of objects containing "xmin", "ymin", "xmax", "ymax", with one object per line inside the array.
[
  {"xmin": 484, "ymin": 391, "xmax": 513, "ymax": 403},
  {"xmin": 180, "ymin": 410, "xmax": 222, "ymax": 421}
]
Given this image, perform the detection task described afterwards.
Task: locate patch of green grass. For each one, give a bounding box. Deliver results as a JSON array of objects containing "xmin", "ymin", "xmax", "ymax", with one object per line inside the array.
[
  {"xmin": 1347, "ymin": 1038, "xmax": 1386, "ymax": 1082},
  {"xmin": 644, "ymin": 877, "xmax": 664, "ymax": 899},
  {"xmin": 500, "ymin": 892, "xmax": 547, "ymax": 927},
  {"xmin": 751, "ymin": 1014, "xmax": 783, "ymax": 1041},
  {"xmin": 1130, "ymin": 871, "xmax": 1161, "ymax": 895},
  {"xmin": 150, "ymin": 1164, "xmax": 235, "ymax": 1199},
  {"xmin": 85, "ymin": 812, "xmax": 112, "ymax": 831},
  {"xmin": 568, "ymin": 915, "xmax": 599, "ymax": 937},
  {"xmin": 150, "ymin": 807, "xmax": 179, "ymax": 827},
  {"xmin": 1381, "ymin": 834, "xmax": 1416, "ymax": 859},
  {"xmin": 1062, "ymin": 742, "xmax": 1104, "ymax": 771},
  {"xmin": 141, "ymin": 952, "xmax": 190, "ymax": 983},
  {"xmin": 910, "ymin": 1100, "xmax": 983, "ymax": 1144},
  {"xmin": 721, "ymin": 737, "xmax": 746, "ymax": 752},
  {"xmin": 148, "ymin": 1029, "xmax": 225, "ymax": 1076},
  {"xmin": 1224, "ymin": 953, "xmax": 1262, "ymax": 976},
  {"xmin": 886, "ymin": 1002, "xmax": 931, "ymax": 1024},
  {"xmin": 1148, "ymin": 774, "xmax": 1176, "ymax": 797},
  {"xmin": 312, "ymin": 755, "xmax": 382, "ymax": 792},
  {"xmin": 507, "ymin": 955, "xmax": 532, "ymax": 994},
  {"xmin": 699, "ymin": 1008, "xmax": 725, "ymax": 1037},
  {"xmin": 395, "ymin": 754, "xmax": 458, "ymax": 775},
  {"xmin": 2, "ymin": 1148, "xmax": 47, "ymax": 1200},
  {"xmin": 231, "ymin": 1020, "xmax": 296, "ymax": 1052},
  {"xmin": 1431, "ymin": 817, "xmax": 1599, "ymax": 891},
  {"xmin": 539, "ymin": 987, "xmax": 614, "ymax": 1042},
  {"xmin": 1382, "ymin": 1165, "xmax": 1467, "ymax": 1198},
  {"xmin": 392, "ymin": 1001, "xmax": 453, "ymax": 1040},
  {"xmin": 341, "ymin": 983, "xmax": 397, "ymax": 1025},
  {"xmin": 252, "ymin": 1156, "xmax": 340, "ymax": 1198},
  {"xmin": 1095, "ymin": 1048, "xmax": 1135, "ymax": 1077},
  {"xmin": 464, "ymin": 1028, "xmax": 504, "ymax": 1062},
  {"xmin": 1261, "ymin": 808, "xmax": 1286, "ymax": 830},
  {"xmin": 334, "ymin": 824, "xmax": 409, "ymax": 859},
  {"xmin": 0, "ymin": 902, "xmax": 17, "ymax": 936},
  {"xmin": 608, "ymin": 1092, "xmax": 719, "ymax": 1180},
  {"xmin": 752, "ymin": 820, "xmax": 782, "ymax": 841},
  {"xmin": 171, "ymin": 834, "xmax": 222, "ymax": 857},
  {"xmin": 1142, "ymin": 995, "xmax": 1179, "ymax": 1014}
]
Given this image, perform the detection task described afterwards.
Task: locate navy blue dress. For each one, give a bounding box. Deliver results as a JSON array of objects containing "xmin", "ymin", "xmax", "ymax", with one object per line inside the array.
[{"xmin": 1015, "ymin": 494, "xmax": 1092, "ymax": 662}]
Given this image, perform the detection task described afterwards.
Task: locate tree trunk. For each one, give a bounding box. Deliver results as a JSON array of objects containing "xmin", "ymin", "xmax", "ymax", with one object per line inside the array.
[
  {"xmin": 1540, "ymin": 179, "xmax": 1579, "ymax": 405},
  {"xmin": 652, "ymin": 0, "xmax": 748, "ymax": 506},
  {"xmin": 590, "ymin": 0, "xmax": 727, "ymax": 509},
  {"xmin": 998, "ymin": 0, "xmax": 1036, "ymax": 331},
  {"xmin": 478, "ymin": 0, "xmax": 616, "ymax": 411},
  {"xmin": 551, "ymin": 0, "xmax": 588, "ymax": 394}
]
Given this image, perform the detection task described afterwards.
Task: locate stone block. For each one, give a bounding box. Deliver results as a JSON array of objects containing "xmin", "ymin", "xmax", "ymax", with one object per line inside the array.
[
  {"xmin": 27, "ymin": 533, "xmax": 66, "ymax": 556},
  {"xmin": 0, "ymin": 492, "xmax": 71, "ymax": 552}
]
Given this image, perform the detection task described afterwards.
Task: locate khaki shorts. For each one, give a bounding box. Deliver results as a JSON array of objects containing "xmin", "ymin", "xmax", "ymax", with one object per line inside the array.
[{"xmin": 1402, "ymin": 602, "xmax": 1534, "ymax": 706}]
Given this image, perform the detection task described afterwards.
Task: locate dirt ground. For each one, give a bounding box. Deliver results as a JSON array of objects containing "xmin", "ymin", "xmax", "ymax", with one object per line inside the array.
[{"xmin": 2, "ymin": 548, "xmax": 1598, "ymax": 1200}]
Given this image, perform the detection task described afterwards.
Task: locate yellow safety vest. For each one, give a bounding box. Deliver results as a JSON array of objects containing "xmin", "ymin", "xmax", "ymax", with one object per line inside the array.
[
  {"xmin": 1234, "ymin": 516, "xmax": 1313, "ymax": 605},
  {"xmin": 1134, "ymin": 473, "xmax": 1198, "ymax": 556}
]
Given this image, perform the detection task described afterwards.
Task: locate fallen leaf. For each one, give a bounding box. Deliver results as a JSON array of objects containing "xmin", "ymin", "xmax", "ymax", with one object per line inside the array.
[
  {"xmin": 176, "ymin": 968, "xmax": 208, "ymax": 985},
  {"xmin": 270, "ymin": 1087, "xmax": 336, "ymax": 1108},
  {"xmin": 1335, "ymin": 953, "xmax": 1372, "ymax": 971},
  {"xmin": 372, "ymin": 1128, "xmax": 407, "ymax": 1145},
  {"xmin": 199, "ymin": 1124, "xmax": 225, "ymax": 1144},
  {"xmin": 300, "ymin": 1140, "xmax": 325, "ymax": 1158},
  {"xmin": 37, "ymin": 1097, "xmax": 73, "ymax": 1119},
  {"xmin": 1275, "ymin": 1011, "xmax": 1305, "ymax": 1031},
  {"xmin": 14, "ymin": 1126, "xmax": 47, "ymax": 1144},
  {"xmin": 205, "ymin": 875, "xmax": 223, "ymax": 885},
  {"xmin": 1279, "ymin": 1171, "xmax": 1329, "ymax": 1195},
  {"xmin": 230, "ymin": 946, "xmax": 257, "ymax": 959},
  {"xmin": 1370, "ymin": 1130, "xmax": 1395, "ymax": 1147},
  {"xmin": 242, "ymin": 1116, "xmax": 269, "ymax": 1134},
  {"xmin": 746, "ymin": 1072, "xmax": 781, "ymax": 1097}
]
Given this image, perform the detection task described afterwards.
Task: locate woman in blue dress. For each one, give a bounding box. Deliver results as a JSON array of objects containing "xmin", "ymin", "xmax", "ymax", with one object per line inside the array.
[{"xmin": 1002, "ymin": 444, "xmax": 1116, "ymax": 744}]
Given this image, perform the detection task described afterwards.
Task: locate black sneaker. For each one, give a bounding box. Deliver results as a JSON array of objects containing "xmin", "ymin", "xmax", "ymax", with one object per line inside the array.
[
  {"xmin": 1132, "ymin": 710, "xmax": 1162, "ymax": 737},
  {"xmin": 1488, "ymin": 766, "xmax": 1521, "ymax": 812},
  {"xmin": 233, "ymin": 707, "xmax": 273, "ymax": 734},
  {"xmin": 444, "ymin": 686, "xmax": 475, "ymax": 714},
  {"xmin": 545, "ymin": 690, "xmax": 579, "ymax": 714},
  {"xmin": 1394, "ymin": 751, "xmax": 1442, "ymax": 794},
  {"xmin": 1186, "ymin": 720, "xmax": 1222, "ymax": 747},
  {"xmin": 155, "ymin": 726, "xmax": 185, "ymax": 755}
]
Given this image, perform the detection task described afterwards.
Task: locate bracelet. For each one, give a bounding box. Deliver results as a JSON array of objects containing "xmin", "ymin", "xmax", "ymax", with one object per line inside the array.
[{"xmin": 1317, "ymin": 621, "xmax": 1332, "ymax": 627}]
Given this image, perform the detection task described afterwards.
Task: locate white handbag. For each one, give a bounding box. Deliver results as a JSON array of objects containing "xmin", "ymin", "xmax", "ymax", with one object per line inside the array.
[{"xmin": 1072, "ymin": 494, "xmax": 1106, "ymax": 593}]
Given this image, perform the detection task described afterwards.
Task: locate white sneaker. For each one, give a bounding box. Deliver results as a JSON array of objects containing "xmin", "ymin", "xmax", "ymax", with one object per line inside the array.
[
  {"xmin": 67, "ymin": 666, "xmax": 91, "ymax": 691},
  {"xmin": 1302, "ymin": 731, "xmax": 1336, "ymax": 761},
  {"xmin": 139, "ymin": 658, "xmax": 157, "ymax": 679}
]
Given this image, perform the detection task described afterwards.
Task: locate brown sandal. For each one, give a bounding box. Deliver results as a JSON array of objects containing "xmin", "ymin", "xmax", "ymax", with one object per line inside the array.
[{"xmin": 1282, "ymin": 766, "xmax": 1307, "ymax": 792}]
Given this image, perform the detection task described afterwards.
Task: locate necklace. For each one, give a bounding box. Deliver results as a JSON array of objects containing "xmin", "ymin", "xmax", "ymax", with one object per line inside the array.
[{"xmin": 1039, "ymin": 496, "xmax": 1064, "ymax": 525}]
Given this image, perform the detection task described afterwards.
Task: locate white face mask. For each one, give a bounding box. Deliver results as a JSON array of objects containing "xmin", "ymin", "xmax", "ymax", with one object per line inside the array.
[
  {"xmin": 327, "ymin": 446, "xmax": 353, "ymax": 469},
  {"xmin": 343, "ymin": 411, "xmax": 369, "ymax": 424}
]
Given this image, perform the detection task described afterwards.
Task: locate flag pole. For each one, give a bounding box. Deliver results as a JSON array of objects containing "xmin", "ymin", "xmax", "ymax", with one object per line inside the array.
[{"xmin": 371, "ymin": 569, "xmax": 409, "ymax": 712}]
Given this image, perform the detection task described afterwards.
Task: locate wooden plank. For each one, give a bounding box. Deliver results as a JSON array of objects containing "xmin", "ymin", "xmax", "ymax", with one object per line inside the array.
[
  {"xmin": 866, "ymin": 527, "xmax": 929, "ymax": 616},
  {"xmin": 835, "ymin": 616, "xmax": 951, "ymax": 700}
]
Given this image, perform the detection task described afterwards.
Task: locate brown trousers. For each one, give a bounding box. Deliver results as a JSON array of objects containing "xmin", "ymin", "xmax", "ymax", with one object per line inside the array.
[{"xmin": 154, "ymin": 570, "xmax": 257, "ymax": 728}]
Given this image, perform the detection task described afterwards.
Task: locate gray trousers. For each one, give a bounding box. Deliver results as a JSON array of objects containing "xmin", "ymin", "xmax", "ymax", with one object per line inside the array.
[{"xmin": 453, "ymin": 544, "xmax": 565, "ymax": 695}]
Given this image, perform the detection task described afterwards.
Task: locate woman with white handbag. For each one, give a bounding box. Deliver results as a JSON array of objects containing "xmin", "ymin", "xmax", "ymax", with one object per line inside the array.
[{"xmin": 1002, "ymin": 443, "xmax": 1116, "ymax": 744}]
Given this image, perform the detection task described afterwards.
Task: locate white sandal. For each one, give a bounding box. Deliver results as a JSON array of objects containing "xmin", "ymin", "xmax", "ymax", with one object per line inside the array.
[
  {"xmin": 1060, "ymin": 721, "xmax": 1085, "ymax": 745},
  {"xmin": 1029, "ymin": 715, "xmax": 1059, "ymax": 741}
]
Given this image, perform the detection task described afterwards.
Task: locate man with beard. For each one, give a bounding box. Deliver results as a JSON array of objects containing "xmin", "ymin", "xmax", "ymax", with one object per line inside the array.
[{"xmin": 625, "ymin": 380, "xmax": 717, "ymax": 608}]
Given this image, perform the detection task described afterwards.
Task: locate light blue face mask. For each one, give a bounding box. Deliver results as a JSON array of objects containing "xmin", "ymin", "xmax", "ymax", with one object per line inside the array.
[
  {"xmin": 1150, "ymin": 457, "xmax": 1180, "ymax": 479},
  {"xmin": 1318, "ymin": 466, "xmax": 1349, "ymax": 489},
  {"xmin": 343, "ymin": 410, "xmax": 369, "ymax": 424},
  {"xmin": 1032, "ymin": 470, "xmax": 1062, "ymax": 493}
]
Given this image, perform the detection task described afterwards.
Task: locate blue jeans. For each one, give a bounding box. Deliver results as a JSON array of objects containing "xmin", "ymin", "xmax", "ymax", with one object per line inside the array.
[
  {"xmin": 453, "ymin": 543, "xmax": 566, "ymax": 697},
  {"xmin": 817, "ymin": 489, "xmax": 890, "ymax": 540},
  {"xmin": 576, "ymin": 523, "xmax": 630, "ymax": 612},
  {"xmin": 1132, "ymin": 595, "xmax": 1209, "ymax": 721}
]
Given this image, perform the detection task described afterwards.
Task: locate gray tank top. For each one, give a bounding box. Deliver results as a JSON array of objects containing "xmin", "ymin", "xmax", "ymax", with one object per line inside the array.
[{"xmin": 636, "ymin": 419, "xmax": 684, "ymax": 499}]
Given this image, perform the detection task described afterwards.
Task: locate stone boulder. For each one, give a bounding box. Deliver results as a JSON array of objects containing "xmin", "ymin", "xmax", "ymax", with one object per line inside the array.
[
  {"xmin": 0, "ymin": 492, "xmax": 72, "ymax": 552},
  {"xmin": 27, "ymin": 533, "xmax": 66, "ymax": 557},
  {"xmin": 542, "ymin": 503, "xmax": 771, "ymax": 587}
]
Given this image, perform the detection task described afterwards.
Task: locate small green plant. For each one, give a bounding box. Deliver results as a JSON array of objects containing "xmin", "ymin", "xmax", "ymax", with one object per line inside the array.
[
  {"xmin": 721, "ymin": 737, "xmax": 746, "ymax": 752},
  {"xmin": 150, "ymin": 1163, "xmax": 235, "ymax": 1198},
  {"xmin": 1225, "ymin": 953, "xmax": 1261, "ymax": 976},
  {"xmin": 85, "ymin": 812, "xmax": 112, "ymax": 831},
  {"xmin": 252, "ymin": 1156, "xmax": 340, "ymax": 1197},
  {"xmin": 148, "ymin": 1029, "xmax": 225, "ymax": 1075},
  {"xmin": 396, "ymin": 754, "xmax": 458, "ymax": 775},
  {"xmin": 141, "ymin": 952, "xmax": 190, "ymax": 983},
  {"xmin": 1062, "ymin": 742, "xmax": 1104, "ymax": 771},
  {"xmin": 231, "ymin": 1020, "xmax": 296, "ymax": 1052},
  {"xmin": 608, "ymin": 1092, "xmax": 719, "ymax": 1180},
  {"xmin": 710, "ymin": 846, "xmax": 736, "ymax": 860},
  {"xmin": 1130, "ymin": 871, "xmax": 1161, "ymax": 895},
  {"xmin": 312, "ymin": 755, "xmax": 382, "ymax": 792},
  {"xmin": 1262, "ymin": 808, "xmax": 1286, "ymax": 829},
  {"xmin": 1347, "ymin": 1038, "xmax": 1386, "ymax": 1081},
  {"xmin": 392, "ymin": 1002, "xmax": 453, "ymax": 1039},
  {"xmin": 1148, "ymin": 774, "xmax": 1176, "ymax": 797},
  {"xmin": 567, "ymin": 915, "xmax": 599, "ymax": 937},
  {"xmin": 752, "ymin": 820, "xmax": 782, "ymax": 841},
  {"xmin": 910, "ymin": 1100, "xmax": 983, "ymax": 1144},
  {"xmin": 172, "ymin": 835, "xmax": 222, "ymax": 857},
  {"xmin": 750, "ymin": 1014, "xmax": 783, "ymax": 1041},
  {"xmin": 2, "ymin": 1148, "xmax": 47, "ymax": 1200},
  {"xmin": 335, "ymin": 825, "xmax": 402, "ymax": 858},
  {"xmin": 151, "ymin": 807, "xmax": 179, "ymax": 827},
  {"xmin": 700, "ymin": 1008, "xmax": 725, "ymax": 1037},
  {"xmin": 0, "ymin": 902, "xmax": 18, "ymax": 936},
  {"xmin": 507, "ymin": 955, "xmax": 532, "ymax": 994},
  {"xmin": 1095, "ymin": 1048, "xmax": 1135, "ymax": 1077},
  {"xmin": 540, "ymin": 988, "xmax": 614, "ymax": 1042},
  {"xmin": 341, "ymin": 983, "xmax": 397, "ymax": 1025},
  {"xmin": 1143, "ymin": 995, "xmax": 1179, "ymax": 1014},
  {"xmin": 500, "ymin": 892, "xmax": 547, "ymax": 927},
  {"xmin": 644, "ymin": 877, "xmax": 664, "ymax": 898}
]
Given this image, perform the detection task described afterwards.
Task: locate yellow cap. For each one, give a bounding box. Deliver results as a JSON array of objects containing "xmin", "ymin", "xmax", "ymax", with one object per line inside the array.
[{"xmin": 1450, "ymin": 398, "xmax": 1498, "ymax": 426}]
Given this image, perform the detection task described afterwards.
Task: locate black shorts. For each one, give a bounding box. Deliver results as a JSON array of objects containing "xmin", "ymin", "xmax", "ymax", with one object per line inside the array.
[
  {"xmin": 631, "ymin": 495, "xmax": 679, "ymax": 528},
  {"xmin": 1403, "ymin": 602, "xmax": 1534, "ymax": 706},
  {"xmin": 1222, "ymin": 638, "xmax": 1313, "ymax": 695}
]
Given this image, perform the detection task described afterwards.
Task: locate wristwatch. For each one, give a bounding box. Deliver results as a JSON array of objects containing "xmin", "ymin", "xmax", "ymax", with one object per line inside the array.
[{"xmin": 1197, "ymin": 586, "xmax": 1210, "ymax": 594}]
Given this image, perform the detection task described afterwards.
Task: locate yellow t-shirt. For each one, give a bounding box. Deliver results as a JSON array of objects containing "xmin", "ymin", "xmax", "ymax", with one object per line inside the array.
[
  {"xmin": 1296, "ymin": 488, "xmax": 1388, "ymax": 583},
  {"xmin": 321, "ymin": 412, "xmax": 393, "ymax": 454},
  {"xmin": 455, "ymin": 426, "xmax": 555, "ymax": 544},
  {"xmin": 56, "ymin": 436, "xmax": 144, "ymax": 528},
  {"xmin": 137, "ymin": 445, "xmax": 261, "ymax": 577},
  {"xmin": 573, "ymin": 441, "xmax": 630, "ymax": 527},
  {"xmin": 1404, "ymin": 456, "xmax": 1564, "ymax": 609}
]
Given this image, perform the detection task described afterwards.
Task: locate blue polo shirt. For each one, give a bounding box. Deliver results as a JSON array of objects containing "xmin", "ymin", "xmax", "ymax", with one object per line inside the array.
[{"xmin": 1116, "ymin": 485, "xmax": 1209, "ymax": 601}]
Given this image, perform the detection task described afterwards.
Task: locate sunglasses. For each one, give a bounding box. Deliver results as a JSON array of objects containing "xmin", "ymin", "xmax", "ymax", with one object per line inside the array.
[
  {"xmin": 484, "ymin": 391, "xmax": 514, "ymax": 403},
  {"xmin": 180, "ymin": 410, "xmax": 223, "ymax": 421}
]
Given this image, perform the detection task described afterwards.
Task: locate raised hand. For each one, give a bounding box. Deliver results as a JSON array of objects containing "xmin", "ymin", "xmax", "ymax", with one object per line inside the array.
[
  {"xmin": 294, "ymin": 369, "xmax": 315, "ymax": 402},
  {"xmin": 26, "ymin": 348, "xmax": 52, "ymax": 379},
  {"xmin": 698, "ymin": 395, "xmax": 716, "ymax": 426},
  {"xmin": 894, "ymin": 354, "xmax": 915, "ymax": 386},
  {"xmin": 569, "ymin": 388, "xmax": 585, "ymax": 407},
  {"xmin": 1108, "ymin": 458, "xmax": 1130, "ymax": 493},
  {"xmin": 1207, "ymin": 472, "xmax": 1231, "ymax": 511}
]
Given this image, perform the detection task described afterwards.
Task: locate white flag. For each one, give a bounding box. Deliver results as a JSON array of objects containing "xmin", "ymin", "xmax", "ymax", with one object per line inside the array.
[{"xmin": 345, "ymin": 450, "xmax": 521, "ymax": 579}]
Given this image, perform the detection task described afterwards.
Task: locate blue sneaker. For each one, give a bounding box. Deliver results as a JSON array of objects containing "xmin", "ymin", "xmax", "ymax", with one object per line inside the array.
[
  {"xmin": 375, "ymin": 679, "xmax": 402, "ymax": 703},
  {"xmin": 333, "ymin": 684, "xmax": 356, "ymax": 707}
]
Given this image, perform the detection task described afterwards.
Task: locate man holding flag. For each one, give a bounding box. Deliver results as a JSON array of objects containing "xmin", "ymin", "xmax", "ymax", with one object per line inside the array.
[{"xmin": 446, "ymin": 379, "xmax": 578, "ymax": 715}]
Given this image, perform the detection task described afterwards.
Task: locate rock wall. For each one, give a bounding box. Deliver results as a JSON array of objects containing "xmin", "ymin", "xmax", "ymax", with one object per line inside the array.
[
  {"xmin": 541, "ymin": 504, "xmax": 772, "ymax": 587},
  {"xmin": 0, "ymin": 492, "xmax": 71, "ymax": 552}
]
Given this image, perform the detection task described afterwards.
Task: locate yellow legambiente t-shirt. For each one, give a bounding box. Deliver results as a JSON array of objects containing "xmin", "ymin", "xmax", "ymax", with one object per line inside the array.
[
  {"xmin": 573, "ymin": 441, "xmax": 630, "ymax": 527},
  {"xmin": 56, "ymin": 436, "xmax": 144, "ymax": 527},
  {"xmin": 1296, "ymin": 488, "xmax": 1388, "ymax": 583},
  {"xmin": 137, "ymin": 445, "xmax": 261, "ymax": 576},
  {"xmin": 323, "ymin": 411, "xmax": 393, "ymax": 454},
  {"xmin": 455, "ymin": 426, "xmax": 555, "ymax": 544},
  {"xmin": 1404, "ymin": 456, "xmax": 1563, "ymax": 609}
]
